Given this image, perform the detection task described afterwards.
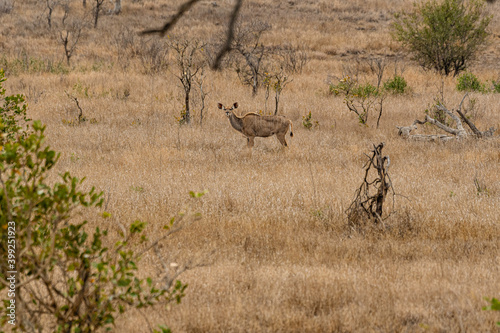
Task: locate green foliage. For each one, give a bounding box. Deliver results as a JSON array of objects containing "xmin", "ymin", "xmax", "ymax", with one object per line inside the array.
[
  {"xmin": 456, "ymin": 72, "xmax": 486, "ymax": 92},
  {"xmin": 329, "ymin": 76, "xmax": 356, "ymax": 96},
  {"xmin": 73, "ymin": 80, "xmax": 91, "ymax": 98},
  {"xmin": 0, "ymin": 69, "xmax": 31, "ymax": 143},
  {"xmin": 0, "ymin": 73, "xmax": 188, "ymax": 331},
  {"xmin": 425, "ymin": 103, "xmax": 450, "ymax": 127},
  {"xmin": 175, "ymin": 106, "xmax": 188, "ymax": 125},
  {"xmin": 392, "ymin": 0, "xmax": 491, "ymax": 76},
  {"xmin": 352, "ymin": 82, "xmax": 379, "ymax": 98},
  {"xmin": 492, "ymin": 80, "xmax": 500, "ymax": 93},
  {"xmin": 189, "ymin": 190, "xmax": 208, "ymax": 198},
  {"xmin": 473, "ymin": 177, "xmax": 489, "ymax": 196},
  {"xmin": 302, "ymin": 111, "xmax": 318, "ymax": 130},
  {"xmin": 154, "ymin": 325, "xmax": 173, "ymax": 333},
  {"xmin": 0, "ymin": 121, "xmax": 187, "ymax": 332},
  {"xmin": 483, "ymin": 298, "xmax": 500, "ymax": 326},
  {"xmin": 331, "ymin": 76, "xmax": 383, "ymax": 125},
  {"xmin": 383, "ymin": 75, "xmax": 408, "ymax": 94},
  {"xmin": 0, "ymin": 54, "xmax": 69, "ymax": 76}
]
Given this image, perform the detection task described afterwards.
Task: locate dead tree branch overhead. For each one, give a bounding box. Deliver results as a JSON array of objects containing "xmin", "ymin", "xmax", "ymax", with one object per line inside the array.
[
  {"xmin": 141, "ymin": 0, "xmax": 200, "ymax": 36},
  {"xmin": 141, "ymin": 0, "xmax": 243, "ymax": 71}
]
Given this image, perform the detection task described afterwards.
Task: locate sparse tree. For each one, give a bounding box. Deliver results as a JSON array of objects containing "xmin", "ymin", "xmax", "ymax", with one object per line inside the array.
[
  {"xmin": 276, "ymin": 44, "xmax": 309, "ymax": 74},
  {"xmin": 232, "ymin": 20, "xmax": 271, "ymax": 97},
  {"xmin": 392, "ymin": 0, "xmax": 491, "ymax": 77},
  {"xmin": 44, "ymin": 0, "xmax": 60, "ymax": 28},
  {"xmin": 195, "ymin": 67, "xmax": 209, "ymax": 126},
  {"xmin": 367, "ymin": 57, "xmax": 387, "ymax": 90},
  {"xmin": 330, "ymin": 75, "xmax": 388, "ymax": 128},
  {"xmin": 169, "ymin": 39, "xmax": 206, "ymax": 124},
  {"xmin": 138, "ymin": 37, "xmax": 169, "ymax": 75},
  {"xmin": 264, "ymin": 67, "xmax": 292, "ymax": 115},
  {"xmin": 58, "ymin": 4, "xmax": 85, "ymax": 66},
  {"xmin": 92, "ymin": 0, "xmax": 104, "ymax": 28}
]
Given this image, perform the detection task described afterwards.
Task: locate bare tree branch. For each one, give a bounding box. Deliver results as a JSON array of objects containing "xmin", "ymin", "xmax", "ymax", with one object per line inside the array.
[
  {"xmin": 212, "ymin": 0, "xmax": 243, "ymax": 70},
  {"xmin": 141, "ymin": 0, "xmax": 243, "ymax": 71},
  {"xmin": 140, "ymin": 0, "xmax": 201, "ymax": 36}
]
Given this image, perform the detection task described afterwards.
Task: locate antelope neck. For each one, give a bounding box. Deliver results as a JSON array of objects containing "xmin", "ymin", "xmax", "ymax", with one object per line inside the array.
[{"xmin": 228, "ymin": 112, "xmax": 244, "ymax": 132}]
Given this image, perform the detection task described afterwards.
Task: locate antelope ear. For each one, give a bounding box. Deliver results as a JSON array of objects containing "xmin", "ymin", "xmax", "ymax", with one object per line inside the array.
[
  {"xmin": 217, "ymin": 103, "xmax": 223, "ymax": 110},
  {"xmin": 233, "ymin": 102, "xmax": 238, "ymax": 109}
]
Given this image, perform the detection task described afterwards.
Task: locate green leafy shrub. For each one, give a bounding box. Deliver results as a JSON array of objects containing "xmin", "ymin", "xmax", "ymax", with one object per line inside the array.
[
  {"xmin": 0, "ymin": 120, "xmax": 190, "ymax": 332},
  {"xmin": 491, "ymin": 80, "xmax": 500, "ymax": 93},
  {"xmin": 456, "ymin": 72, "xmax": 486, "ymax": 92},
  {"xmin": 383, "ymin": 75, "xmax": 407, "ymax": 94},
  {"xmin": 329, "ymin": 76, "xmax": 356, "ymax": 96},
  {"xmin": 0, "ymin": 54, "xmax": 69, "ymax": 76},
  {"xmin": 352, "ymin": 82, "xmax": 379, "ymax": 98},
  {"xmin": 0, "ymin": 69, "xmax": 30, "ymax": 143},
  {"xmin": 483, "ymin": 298, "xmax": 500, "ymax": 326},
  {"xmin": 302, "ymin": 111, "xmax": 318, "ymax": 130},
  {"xmin": 331, "ymin": 76, "xmax": 384, "ymax": 126},
  {"xmin": 392, "ymin": 0, "xmax": 491, "ymax": 77},
  {"xmin": 0, "ymin": 74, "xmax": 191, "ymax": 332}
]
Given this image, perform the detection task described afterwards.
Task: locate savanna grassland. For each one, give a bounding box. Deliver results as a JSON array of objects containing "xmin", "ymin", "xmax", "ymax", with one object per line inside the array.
[{"xmin": 1, "ymin": 0, "xmax": 500, "ymax": 331}]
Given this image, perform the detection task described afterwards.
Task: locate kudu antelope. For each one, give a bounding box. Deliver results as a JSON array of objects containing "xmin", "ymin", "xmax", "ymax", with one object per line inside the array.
[{"xmin": 218, "ymin": 102, "xmax": 294, "ymax": 148}]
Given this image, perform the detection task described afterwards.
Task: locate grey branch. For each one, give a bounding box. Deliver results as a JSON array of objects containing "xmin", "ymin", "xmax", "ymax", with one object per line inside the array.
[
  {"xmin": 397, "ymin": 94, "xmax": 496, "ymax": 141},
  {"xmin": 140, "ymin": 0, "xmax": 200, "ymax": 36},
  {"xmin": 141, "ymin": 0, "xmax": 243, "ymax": 70}
]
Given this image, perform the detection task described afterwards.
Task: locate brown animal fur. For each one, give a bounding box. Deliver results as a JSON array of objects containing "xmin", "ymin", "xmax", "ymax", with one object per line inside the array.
[{"xmin": 218, "ymin": 102, "xmax": 294, "ymax": 148}]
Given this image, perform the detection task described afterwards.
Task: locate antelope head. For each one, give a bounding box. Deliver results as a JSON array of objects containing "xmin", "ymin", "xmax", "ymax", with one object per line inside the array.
[{"xmin": 218, "ymin": 102, "xmax": 238, "ymax": 118}]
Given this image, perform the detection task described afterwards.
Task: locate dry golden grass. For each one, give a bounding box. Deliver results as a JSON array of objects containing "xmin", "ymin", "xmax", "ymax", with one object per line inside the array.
[{"xmin": 2, "ymin": 0, "xmax": 500, "ymax": 331}]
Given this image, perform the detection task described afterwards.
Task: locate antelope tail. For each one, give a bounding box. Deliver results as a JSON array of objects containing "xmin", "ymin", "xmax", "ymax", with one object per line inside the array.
[{"xmin": 289, "ymin": 120, "xmax": 294, "ymax": 137}]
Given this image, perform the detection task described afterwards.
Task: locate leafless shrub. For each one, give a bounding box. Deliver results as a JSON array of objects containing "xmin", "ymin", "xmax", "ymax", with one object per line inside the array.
[
  {"xmin": 274, "ymin": 44, "xmax": 309, "ymax": 74},
  {"xmin": 346, "ymin": 143, "xmax": 395, "ymax": 232},
  {"xmin": 138, "ymin": 37, "xmax": 169, "ymax": 75},
  {"xmin": 169, "ymin": 39, "xmax": 206, "ymax": 124},
  {"xmin": 366, "ymin": 57, "xmax": 387, "ymax": 90},
  {"xmin": 341, "ymin": 58, "xmax": 363, "ymax": 82},
  {"xmin": 112, "ymin": 25, "xmax": 138, "ymax": 70},
  {"xmin": 232, "ymin": 20, "xmax": 272, "ymax": 96},
  {"xmin": 42, "ymin": 0, "xmax": 57, "ymax": 28},
  {"xmin": 58, "ymin": 4, "xmax": 86, "ymax": 66},
  {"xmin": 195, "ymin": 67, "xmax": 209, "ymax": 126},
  {"xmin": 462, "ymin": 96, "xmax": 486, "ymax": 123}
]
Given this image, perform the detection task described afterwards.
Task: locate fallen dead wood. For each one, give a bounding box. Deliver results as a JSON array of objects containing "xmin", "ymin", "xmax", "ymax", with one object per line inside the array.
[{"xmin": 397, "ymin": 94, "xmax": 496, "ymax": 141}]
